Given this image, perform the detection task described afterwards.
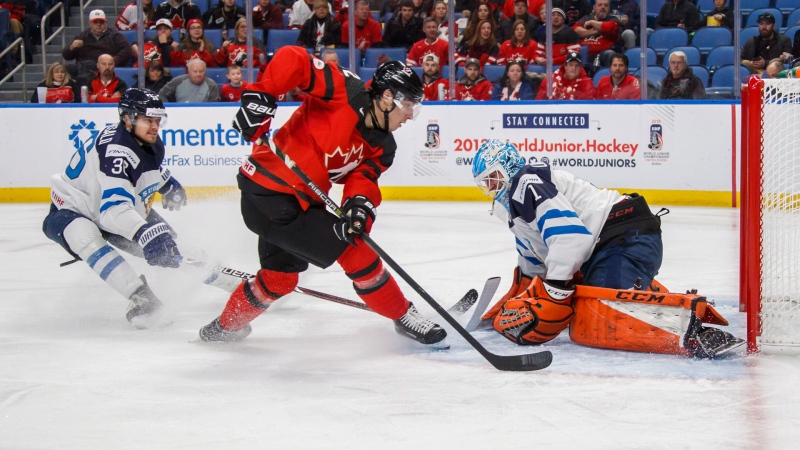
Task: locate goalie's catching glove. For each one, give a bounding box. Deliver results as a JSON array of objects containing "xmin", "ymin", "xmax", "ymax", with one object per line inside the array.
[
  {"xmin": 493, "ymin": 276, "xmax": 575, "ymax": 345},
  {"xmin": 232, "ymin": 91, "xmax": 278, "ymax": 143},
  {"xmin": 334, "ymin": 195, "xmax": 376, "ymax": 245},
  {"xmin": 159, "ymin": 177, "xmax": 187, "ymax": 211}
]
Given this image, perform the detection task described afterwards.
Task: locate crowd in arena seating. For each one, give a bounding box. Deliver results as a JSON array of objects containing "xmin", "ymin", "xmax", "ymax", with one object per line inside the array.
[{"xmin": 4, "ymin": 0, "xmax": 800, "ymax": 103}]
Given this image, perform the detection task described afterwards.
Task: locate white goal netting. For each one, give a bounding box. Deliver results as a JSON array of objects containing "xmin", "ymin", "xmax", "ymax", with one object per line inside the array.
[{"xmin": 758, "ymin": 79, "xmax": 800, "ymax": 351}]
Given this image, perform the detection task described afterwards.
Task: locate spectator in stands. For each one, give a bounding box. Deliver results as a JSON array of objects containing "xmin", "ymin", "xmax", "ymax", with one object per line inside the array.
[
  {"xmin": 379, "ymin": 0, "xmax": 402, "ymax": 24},
  {"xmin": 214, "ymin": 18, "xmax": 266, "ymax": 68},
  {"xmin": 86, "ymin": 54, "xmax": 128, "ymax": 103},
  {"xmin": 460, "ymin": 3, "xmax": 495, "ymax": 45},
  {"xmin": 455, "ymin": 20, "xmax": 500, "ymax": 66},
  {"xmin": 654, "ymin": 0, "xmax": 700, "ymax": 34},
  {"xmin": 131, "ymin": 19, "xmax": 184, "ymax": 68},
  {"xmin": 491, "ymin": 60, "xmax": 534, "ymax": 100},
  {"xmin": 609, "ymin": 0, "xmax": 639, "ymax": 50},
  {"xmin": 496, "ymin": 19, "xmax": 537, "ymax": 66},
  {"xmin": 202, "ymin": 0, "xmax": 246, "ymax": 33},
  {"xmin": 383, "ymin": 0, "xmax": 424, "ymax": 50},
  {"xmin": 454, "ymin": 57, "xmax": 493, "ymax": 100},
  {"xmin": 533, "ymin": 8, "xmax": 579, "ymax": 66},
  {"xmin": 159, "ymin": 58, "xmax": 220, "ymax": 102},
  {"xmin": 0, "ymin": 0, "xmax": 38, "ymax": 64},
  {"xmin": 220, "ymin": 64, "xmax": 248, "ymax": 101},
  {"xmin": 762, "ymin": 58, "xmax": 785, "ymax": 79},
  {"xmin": 62, "ymin": 10, "xmax": 133, "ymax": 80},
  {"xmin": 178, "ymin": 18, "xmax": 217, "ymax": 67},
  {"xmin": 420, "ymin": 53, "xmax": 448, "ymax": 100},
  {"xmin": 154, "ymin": 0, "xmax": 201, "ymax": 32},
  {"xmin": 320, "ymin": 48, "xmax": 339, "ymax": 64},
  {"xmin": 556, "ymin": 0, "xmax": 591, "ymax": 27},
  {"xmin": 116, "ymin": 0, "xmax": 156, "ymax": 30},
  {"xmin": 659, "ymin": 50, "xmax": 705, "ymax": 99},
  {"xmin": 296, "ymin": 0, "xmax": 342, "ymax": 52},
  {"xmin": 253, "ymin": 0, "xmax": 284, "ymax": 48},
  {"xmin": 288, "ymin": 0, "xmax": 327, "ymax": 29},
  {"xmin": 136, "ymin": 60, "xmax": 173, "ymax": 92},
  {"xmin": 535, "ymin": 50, "xmax": 595, "ymax": 99},
  {"xmin": 342, "ymin": 1, "xmax": 383, "ymax": 55},
  {"xmin": 704, "ymin": 0, "xmax": 732, "ymax": 29},
  {"xmin": 411, "ymin": 0, "xmax": 432, "ymax": 21},
  {"xmin": 497, "ymin": 0, "xmax": 538, "ymax": 44},
  {"xmin": 406, "ymin": 17, "xmax": 449, "ymax": 66},
  {"xmin": 573, "ymin": 0, "xmax": 619, "ymax": 68},
  {"xmin": 431, "ymin": 0, "xmax": 457, "ymax": 41},
  {"xmin": 595, "ymin": 52, "xmax": 640, "ymax": 99},
  {"xmin": 501, "ymin": 0, "xmax": 545, "ymax": 27},
  {"xmin": 30, "ymin": 62, "xmax": 81, "ymax": 103},
  {"xmin": 0, "ymin": 0, "xmax": 25, "ymax": 60},
  {"xmin": 741, "ymin": 13, "xmax": 793, "ymax": 76}
]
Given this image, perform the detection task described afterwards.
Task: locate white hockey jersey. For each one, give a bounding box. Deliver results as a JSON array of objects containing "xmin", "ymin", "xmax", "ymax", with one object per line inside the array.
[
  {"xmin": 507, "ymin": 163, "xmax": 623, "ymax": 282},
  {"xmin": 50, "ymin": 123, "xmax": 171, "ymax": 240}
]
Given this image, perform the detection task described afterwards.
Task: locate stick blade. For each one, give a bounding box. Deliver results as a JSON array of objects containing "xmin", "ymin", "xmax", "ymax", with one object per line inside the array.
[
  {"xmin": 489, "ymin": 350, "xmax": 553, "ymax": 371},
  {"xmin": 447, "ymin": 288, "xmax": 479, "ymax": 315}
]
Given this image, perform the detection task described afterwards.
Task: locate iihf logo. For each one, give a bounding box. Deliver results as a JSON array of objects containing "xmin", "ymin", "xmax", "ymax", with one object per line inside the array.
[
  {"xmin": 647, "ymin": 122, "xmax": 663, "ymax": 150},
  {"xmin": 424, "ymin": 121, "xmax": 440, "ymax": 149}
]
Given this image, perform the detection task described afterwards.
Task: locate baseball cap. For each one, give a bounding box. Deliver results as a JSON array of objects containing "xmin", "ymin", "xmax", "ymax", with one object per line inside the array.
[
  {"xmin": 155, "ymin": 18, "xmax": 173, "ymax": 29},
  {"xmin": 89, "ymin": 9, "xmax": 106, "ymax": 22},
  {"xmin": 552, "ymin": 8, "xmax": 566, "ymax": 19},
  {"xmin": 757, "ymin": 12, "xmax": 775, "ymax": 24},
  {"xmin": 423, "ymin": 54, "xmax": 440, "ymax": 65},
  {"xmin": 565, "ymin": 51, "xmax": 582, "ymax": 64},
  {"xmin": 465, "ymin": 58, "xmax": 481, "ymax": 69}
]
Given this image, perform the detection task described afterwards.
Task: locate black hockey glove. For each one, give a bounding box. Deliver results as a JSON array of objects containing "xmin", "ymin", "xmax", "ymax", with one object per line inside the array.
[
  {"xmin": 232, "ymin": 91, "xmax": 278, "ymax": 143},
  {"xmin": 159, "ymin": 177, "xmax": 187, "ymax": 211},
  {"xmin": 135, "ymin": 222, "xmax": 181, "ymax": 268},
  {"xmin": 334, "ymin": 195, "xmax": 377, "ymax": 245}
]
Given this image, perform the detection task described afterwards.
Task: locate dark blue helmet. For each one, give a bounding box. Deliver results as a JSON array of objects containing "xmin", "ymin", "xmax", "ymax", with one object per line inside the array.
[{"xmin": 118, "ymin": 88, "xmax": 167, "ymax": 124}]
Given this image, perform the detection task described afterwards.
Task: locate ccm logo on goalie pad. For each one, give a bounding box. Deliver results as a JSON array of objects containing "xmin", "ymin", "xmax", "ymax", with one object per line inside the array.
[{"xmin": 245, "ymin": 102, "xmax": 276, "ymax": 115}]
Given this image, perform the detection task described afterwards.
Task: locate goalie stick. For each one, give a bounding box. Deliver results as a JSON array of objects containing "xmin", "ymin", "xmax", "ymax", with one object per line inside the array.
[
  {"xmin": 262, "ymin": 139, "xmax": 553, "ymax": 372},
  {"xmin": 183, "ymin": 258, "xmax": 479, "ymax": 316}
]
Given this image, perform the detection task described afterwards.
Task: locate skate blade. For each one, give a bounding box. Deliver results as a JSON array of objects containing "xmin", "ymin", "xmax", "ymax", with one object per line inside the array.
[
  {"xmin": 710, "ymin": 339, "xmax": 746, "ymax": 358},
  {"xmin": 426, "ymin": 337, "xmax": 450, "ymax": 351}
]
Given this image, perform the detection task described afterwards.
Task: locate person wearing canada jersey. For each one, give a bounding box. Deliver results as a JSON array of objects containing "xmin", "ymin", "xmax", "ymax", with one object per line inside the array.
[
  {"xmin": 595, "ymin": 52, "xmax": 640, "ymax": 100},
  {"xmin": 420, "ymin": 54, "xmax": 449, "ymax": 100},
  {"xmin": 495, "ymin": 19, "xmax": 538, "ymax": 66},
  {"xmin": 406, "ymin": 18, "xmax": 450, "ymax": 67},
  {"xmin": 198, "ymin": 46, "xmax": 449, "ymax": 348}
]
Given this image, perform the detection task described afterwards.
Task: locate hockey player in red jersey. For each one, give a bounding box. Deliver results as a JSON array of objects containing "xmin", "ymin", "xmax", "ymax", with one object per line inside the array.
[{"xmin": 199, "ymin": 46, "xmax": 448, "ymax": 348}]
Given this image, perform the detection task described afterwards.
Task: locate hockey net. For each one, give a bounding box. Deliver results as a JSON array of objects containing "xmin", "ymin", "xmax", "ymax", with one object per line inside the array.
[{"xmin": 741, "ymin": 77, "xmax": 800, "ymax": 354}]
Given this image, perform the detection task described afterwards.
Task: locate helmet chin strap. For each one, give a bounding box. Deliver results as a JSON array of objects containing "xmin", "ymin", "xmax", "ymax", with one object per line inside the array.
[{"xmin": 369, "ymin": 93, "xmax": 397, "ymax": 133}]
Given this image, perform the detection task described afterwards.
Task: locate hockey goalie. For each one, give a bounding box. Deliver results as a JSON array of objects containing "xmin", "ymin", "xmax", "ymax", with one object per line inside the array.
[{"xmin": 471, "ymin": 139, "xmax": 744, "ymax": 358}]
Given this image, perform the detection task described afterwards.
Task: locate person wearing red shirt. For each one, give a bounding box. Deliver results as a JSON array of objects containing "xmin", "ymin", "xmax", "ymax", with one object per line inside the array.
[
  {"xmin": 253, "ymin": 0, "xmax": 283, "ymax": 48},
  {"xmin": 116, "ymin": 0, "xmax": 156, "ymax": 30},
  {"xmin": 420, "ymin": 54, "xmax": 449, "ymax": 100},
  {"xmin": 595, "ymin": 53, "xmax": 640, "ymax": 100},
  {"xmin": 214, "ymin": 18, "xmax": 266, "ymax": 68},
  {"xmin": 87, "ymin": 54, "xmax": 128, "ymax": 103},
  {"xmin": 220, "ymin": 65, "xmax": 249, "ymax": 101},
  {"xmin": 341, "ymin": 1, "xmax": 383, "ymax": 55},
  {"xmin": 572, "ymin": 0, "xmax": 620, "ymax": 67},
  {"xmin": 533, "ymin": 8, "xmax": 580, "ymax": 65},
  {"xmin": 177, "ymin": 18, "xmax": 217, "ymax": 68},
  {"xmin": 455, "ymin": 20, "xmax": 500, "ymax": 67},
  {"xmin": 132, "ymin": 19, "xmax": 187, "ymax": 68},
  {"xmin": 406, "ymin": 18, "xmax": 449, "ymax": 66},
  {"xmin": 455, "ymin": 58, "xmax": 493, "ymax": 100},
  {"xmin": 502, "ymin": 0, "xmax": 544, "ymax": 22},
  {"xmin": 496, "ymin": 19, "xmax": 538, "ymax": 66},
  {"xmin": 535, "ymin": 50, "xmax": 595, "ymax": 99}
]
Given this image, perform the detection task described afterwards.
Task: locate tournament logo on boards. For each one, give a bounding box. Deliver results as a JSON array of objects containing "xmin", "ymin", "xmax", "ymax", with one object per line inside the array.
[
  {"xmin": 418, "ymin": 119, "xmax": 446, "ymax": 163},
  {"xmin": 424, "ymin": 122, "xmax": 440, "ymax": 149},
  {"xmin": 643, "ymin": 120, "xmax": 669, "ymax": 166},
  {"xmin": 647, "ymin": 122, "xmax": 663, "ymax": 150}
]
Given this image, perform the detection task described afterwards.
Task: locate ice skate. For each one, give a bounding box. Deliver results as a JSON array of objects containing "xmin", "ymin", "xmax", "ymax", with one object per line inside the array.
[
  {"xmin": 126, "ymin": 275, "xmax": 171, "ymax": 329},
  {"xmin": 199, "ymin": 317, "xmax": 252, "ymax": 342},
  {"xmin": 394, "ymin": 302, "xmax": 449, "ymax": 349}
]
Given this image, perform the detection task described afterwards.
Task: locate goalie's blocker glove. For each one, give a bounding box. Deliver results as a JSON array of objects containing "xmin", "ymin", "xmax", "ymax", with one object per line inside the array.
[
  {"xmin": 334, "ymin": 195, "xmax": 377, "ymax": 245},
  {"xmin": 135, "ymin": 222, "xmax": 181, "ymax": 268},
  {"xmin": 232, "ymin": 91, "xmax": 278, "ymax": 143},
  {"xmin": 159, "ymin": 176, "xmax": 187, "ymax": 211}
]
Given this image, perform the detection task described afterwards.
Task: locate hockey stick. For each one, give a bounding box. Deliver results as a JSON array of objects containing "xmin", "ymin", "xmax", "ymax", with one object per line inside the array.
[
  {"xmin": 465, "ymin": 277, "xmax": 501, "ymax": 332},
  {"xmin": 263, "ymin": 140, "xmax": 552, "ymax": 371}
]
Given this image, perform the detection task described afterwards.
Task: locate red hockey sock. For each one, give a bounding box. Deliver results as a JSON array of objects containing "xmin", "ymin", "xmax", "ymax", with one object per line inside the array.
[
  {"xmin": 219, "ymin": 269, "xmax": 298, "ymax": 331},
  {"xmin": 338, "ymin": 245, "xmax": 408, "ymax": 320}
]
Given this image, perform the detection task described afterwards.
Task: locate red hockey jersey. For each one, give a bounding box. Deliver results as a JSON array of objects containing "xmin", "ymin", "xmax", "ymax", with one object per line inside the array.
[{"xmin": 595, "ymin": 74, "xmax": 641, "ymax": 100}]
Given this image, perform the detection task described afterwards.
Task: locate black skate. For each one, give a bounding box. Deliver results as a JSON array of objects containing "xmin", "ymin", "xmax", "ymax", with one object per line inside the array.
[
  {"xmin": 394, "ymin": 302, "xmax": 448, "ymax": 349},
  {"xmin": 199, "ymin": 317, "xmax": 252, "ymax": 342},
  {"xmin": 689, "ymin": 327, "xmax": 745, "ymax": 358},
  {"xmin": 126, "ymin": 275, "xmax": 170, "ymax": 329}
]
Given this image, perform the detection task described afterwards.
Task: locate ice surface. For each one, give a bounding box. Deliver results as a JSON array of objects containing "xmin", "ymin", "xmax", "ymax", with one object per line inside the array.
[{"xmin": 1, "ymin": 200, "xmax": 799, "ymax": 449}]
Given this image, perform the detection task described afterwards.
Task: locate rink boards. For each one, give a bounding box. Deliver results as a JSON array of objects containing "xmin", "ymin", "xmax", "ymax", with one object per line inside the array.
[{"xmin": 0, "ymin": 101, "xmax": 739, "ymax": 206}]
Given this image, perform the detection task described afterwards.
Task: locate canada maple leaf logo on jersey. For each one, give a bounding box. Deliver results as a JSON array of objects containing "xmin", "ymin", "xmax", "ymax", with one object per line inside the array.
[{"xmin": 326, "ymin": 144, "xmax": 364, "ymax": 182}]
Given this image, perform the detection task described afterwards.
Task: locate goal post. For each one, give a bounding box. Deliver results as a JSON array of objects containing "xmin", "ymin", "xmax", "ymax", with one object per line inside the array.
[{"xmin": 741, "ymin": 76, "xmax": 800, "ymax": 354}]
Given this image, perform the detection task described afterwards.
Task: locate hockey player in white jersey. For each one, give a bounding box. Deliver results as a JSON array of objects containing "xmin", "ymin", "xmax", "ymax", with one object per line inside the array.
[
  {"xmin": 472, "ymin": 139, "xmax": 743, "ymax": 358},
  {"xmin": 42, "ymin": 88, "xmax": 195, "ymax": 328}
]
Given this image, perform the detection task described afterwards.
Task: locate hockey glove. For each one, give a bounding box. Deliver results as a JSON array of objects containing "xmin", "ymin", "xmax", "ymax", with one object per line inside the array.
[
  {"xmin": 232, "ymin": 91, "xmax": 278, "ymax": 143},
  {"xmin": 135, "ymin": 222, "xmax": 181, "ymax": 268},
  {"xmin": 493, "ymin": 276, "xmax": 575, "ymax": 345},
  {"xmin": 159, "ymin": 177, "xmax": 187, "ymax": 211},
  {"xmin": 334, "ymin": 195, "xmax": 377, "ymax": 245}
]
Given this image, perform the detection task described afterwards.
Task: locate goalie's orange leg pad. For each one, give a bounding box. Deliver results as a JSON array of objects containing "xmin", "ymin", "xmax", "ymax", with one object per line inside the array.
[
  {"xmin": 338, "ymin": 244, "xmax": 408, "ymax": 320},
  {"xmin": 219, "ymin": 269, "xmax": 298, "ymax": 330}
]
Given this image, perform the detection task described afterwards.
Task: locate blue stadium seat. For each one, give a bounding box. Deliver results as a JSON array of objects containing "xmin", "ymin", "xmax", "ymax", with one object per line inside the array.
[
  {"xmin": 786, "ymin": 25, "xmax": 800, "ymax": 46},
  {"xmin": 358, "ymin": 66, "xmax": 376, "ymax": 81},
  {"xmin": 633, "ymin": 66, "xmax": 669, "ymax": 84},
  {"xmin": 663, "ymin": 46, "xmax": 701, "ymax": 68},
  {"xmin": 282, "ymin": 12, "xmax": 290, "ymax": 29},
  {"xmin": 739, "ymin": 26, "xmax": 760, "ymax": 47},
  {"xmin": 170, "ymin": 66, "xmax": 187, "ymax": 77},
  {"xmin": 691, "ymin": 27, "xmax": 732, "ymax": 56},
  {"xmin": 526, "ymin": 64, "xmax": 545, "ymax": 74},
  {"xmin": 709, "ymin": 64, "xmax": 751, "ymax": 97},
  {"xmin": 410, "ymin": 66, "xmax": 422, "ymax": 78},
  {"xmin": 706, "ymin": 45, "xmax": 734, "ymax": 72},
  {"xmin": 648, "ymin": 27, "xmax": 688, "ymax": 57},
  {"xmin": 625, "ymin": 47, "xmax": 656, "ymax": 72},
  {"xmin": 785, "ymin": 9, "xmax": 800, "ymax": 30},
  {"xmin": 205, "ymin": 67, "xmax": 229, "ymax": 85},
  {"xmin": 745, "ymin": 8, "xmax": 783, "ymax": 28},
  {"xmin": 690, "ymin": 65, "xmax": 710, "ymax": 87},
  {"xmin": 696, "ymin": 0, "xmax": 716, "ymax": 14},
  {"xmin": 203, "ymin": 29, "xmax": 222, "ymax": 47},
  {"xmin": 371, "ymin": 12, "xmax": 379, "ymax": 22},
  {"xmin": 441, "ymin": 65, "xmax": 464, "ymax": 80},
  {"xmin": 579, "ymin": 45, "xmax": 588, "ymax": 65},
  {"xmin": 195, "ymin": 0, "xmax": 211, "ymax": 14},
  {"xmin": 266, "ymin": 29, "xmax": 300, "ymax": 56},
  {"xmin": 593, "ymin": 67, "xmax": 610, "ymax": 86},
  {"xmin": 740, "ymin": 0, "xmax": 770, "ymax": 17},
  {"xmin": 776, "ymin": 0, "xmax": 799, "ymax": 17},
  {"xmin": 363, "ymin": 47, "xmax": 406, "ymax": 67},
  {"xmin": 119, "ymin": 30, "xmax": 137, "ymax": 44},
  {"xmin": 227, "ymin": 28, "xmax": 264, "ymax": 43},
  {"xmin": 645, "ymin": 0, "xmax": 662, "ymax": 24},
  {"xmin": 0, "ymin": 7, "xmax": 10, "ymax": 54},
  {"xmin": 482, "ymin": 64, "xmax": 505, "ymax": 83},
  {"xmin": 321, "ymin": 48, "xmax": 360, "ymax": 70},
  {"xmin": 115, "ymin": 68, "xmax": 139, "ymax": 90}
]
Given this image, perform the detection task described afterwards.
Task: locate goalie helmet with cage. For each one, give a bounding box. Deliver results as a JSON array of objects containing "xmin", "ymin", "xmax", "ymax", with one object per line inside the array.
[
  {"xmin": 118, "ymin": 88, "xmax": 168, "ymax": 126},
  {"xmin": 473, "ymin": 139, "xmax": 526, "ymax": 211},
  {"xmin": 370, "ymin": 60, "xmax": 424, "ymax": 120}
]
